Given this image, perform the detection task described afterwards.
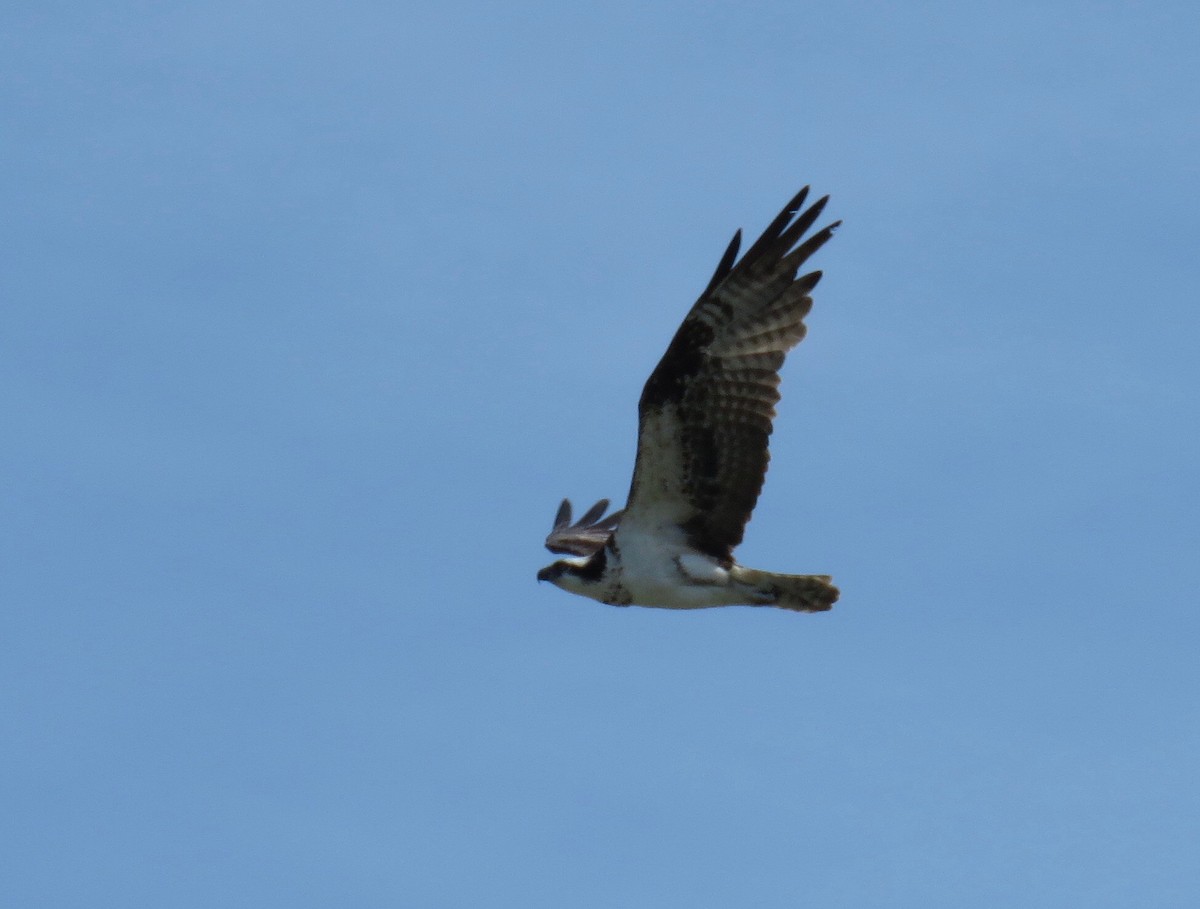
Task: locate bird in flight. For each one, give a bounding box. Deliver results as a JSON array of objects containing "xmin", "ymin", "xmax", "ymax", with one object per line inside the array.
[{"xmin": 538, "ymin": 187, "xmax": 840, "ymax": 613}]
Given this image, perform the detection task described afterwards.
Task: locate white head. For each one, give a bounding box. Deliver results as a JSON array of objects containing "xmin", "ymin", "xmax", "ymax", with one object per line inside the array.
[{"xmin": 537, "ymin": 550, "xmax": 608, "ymax": 599}]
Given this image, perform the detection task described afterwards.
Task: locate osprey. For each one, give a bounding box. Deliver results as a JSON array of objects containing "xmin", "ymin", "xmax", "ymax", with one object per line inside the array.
[{"xmin": 538, "ymin": 187, "xmax": 840, "ymax": 613}]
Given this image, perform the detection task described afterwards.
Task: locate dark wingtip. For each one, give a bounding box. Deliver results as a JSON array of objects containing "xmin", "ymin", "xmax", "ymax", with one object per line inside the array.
[
  {"xmin": 736, "ymin": 187, "xmax": 826, "ymax": 270},
  {"xmin": 553, "ymin": 499, "xmax": 572, "ymax": 530},
  {"xmin": 578, "ymin": 499, "xmax": 610, "ymax": 526},
  {"xmin": 702, "ymin": 229, "xmax": 742, "ymax": 296},
  {"xmin": 796, "ymin": 269, "xmax": 823, "ymax": 292},
  {"xmin": 785, "ymin": 186, "xmax": 811, "ymax": 214},
  {"xmin": 594, "ymin": 508, "xmax": 623, "ymax": 530},
  {"xmin": 781, "ymin": 218, "xmax": 841, "ymax": 272},
  {"xmin": 766, "ymin": 188, "xmax": 812, "ymax": 244}
]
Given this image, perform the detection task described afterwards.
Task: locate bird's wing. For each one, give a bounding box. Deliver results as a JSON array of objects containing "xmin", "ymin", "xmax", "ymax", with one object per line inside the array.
[
  {"xmin": 617, "ymin": 188, "xmax": 839, "ymax": 563},
  {"xmin": 544, "ymin": 498, "xmax": 623, "ymax": 556}
]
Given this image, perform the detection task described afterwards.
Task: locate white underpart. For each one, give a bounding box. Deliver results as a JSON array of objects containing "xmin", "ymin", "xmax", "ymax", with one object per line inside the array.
[
  {"xmin": 608, "ymin": 525, "xmax": 755, "ymax": 609},
  {"xmin": 564, "ymin": 413, "xmax": 751, "ymax": 609},
  {"xmin": 675, "ymin": 552, "xmax": 729, "ymax": 583}
]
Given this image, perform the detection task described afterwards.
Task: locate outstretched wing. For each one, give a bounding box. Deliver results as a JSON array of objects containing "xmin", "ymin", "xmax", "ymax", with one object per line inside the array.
[
  {"xmin": 619, "ymin": 188, "xmax": 839, "ymax": 563},
  {"xmin": 544, "ymin": 498, "xmax": 623, "ymax": 556}
]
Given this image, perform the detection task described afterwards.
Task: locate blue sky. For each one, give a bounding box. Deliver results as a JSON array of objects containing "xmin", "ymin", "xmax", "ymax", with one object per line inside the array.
[{"xmin": 3, "ymin": 1, "xmax": 1199, "ymax": 906}]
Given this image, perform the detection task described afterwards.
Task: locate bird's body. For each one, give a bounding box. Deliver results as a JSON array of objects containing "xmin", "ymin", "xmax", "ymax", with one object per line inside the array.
[{"xmin": 538, "ymin": 188, "xmax": 840, "ymax": 614}]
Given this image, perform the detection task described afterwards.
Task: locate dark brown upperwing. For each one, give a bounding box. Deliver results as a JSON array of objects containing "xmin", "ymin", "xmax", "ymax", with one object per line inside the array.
[{"xmin": 623, "ymin": 188, "xmax": 839, "ymax": 562}]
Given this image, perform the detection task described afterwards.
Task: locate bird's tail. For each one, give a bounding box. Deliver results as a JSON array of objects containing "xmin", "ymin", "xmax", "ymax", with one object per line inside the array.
[{"xmin": 728, "ymin": 566, "xmax": 839, "ymax": 613}]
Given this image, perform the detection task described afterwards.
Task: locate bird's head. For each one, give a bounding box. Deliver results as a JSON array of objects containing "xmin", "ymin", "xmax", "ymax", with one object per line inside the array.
[
  {"xmin": 536, "ymin": 561, "xmax": 570, "ymax": 584},
  {"xmin": 537, "ymin": 549, "xmax": 606, "ymax": 595}
]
